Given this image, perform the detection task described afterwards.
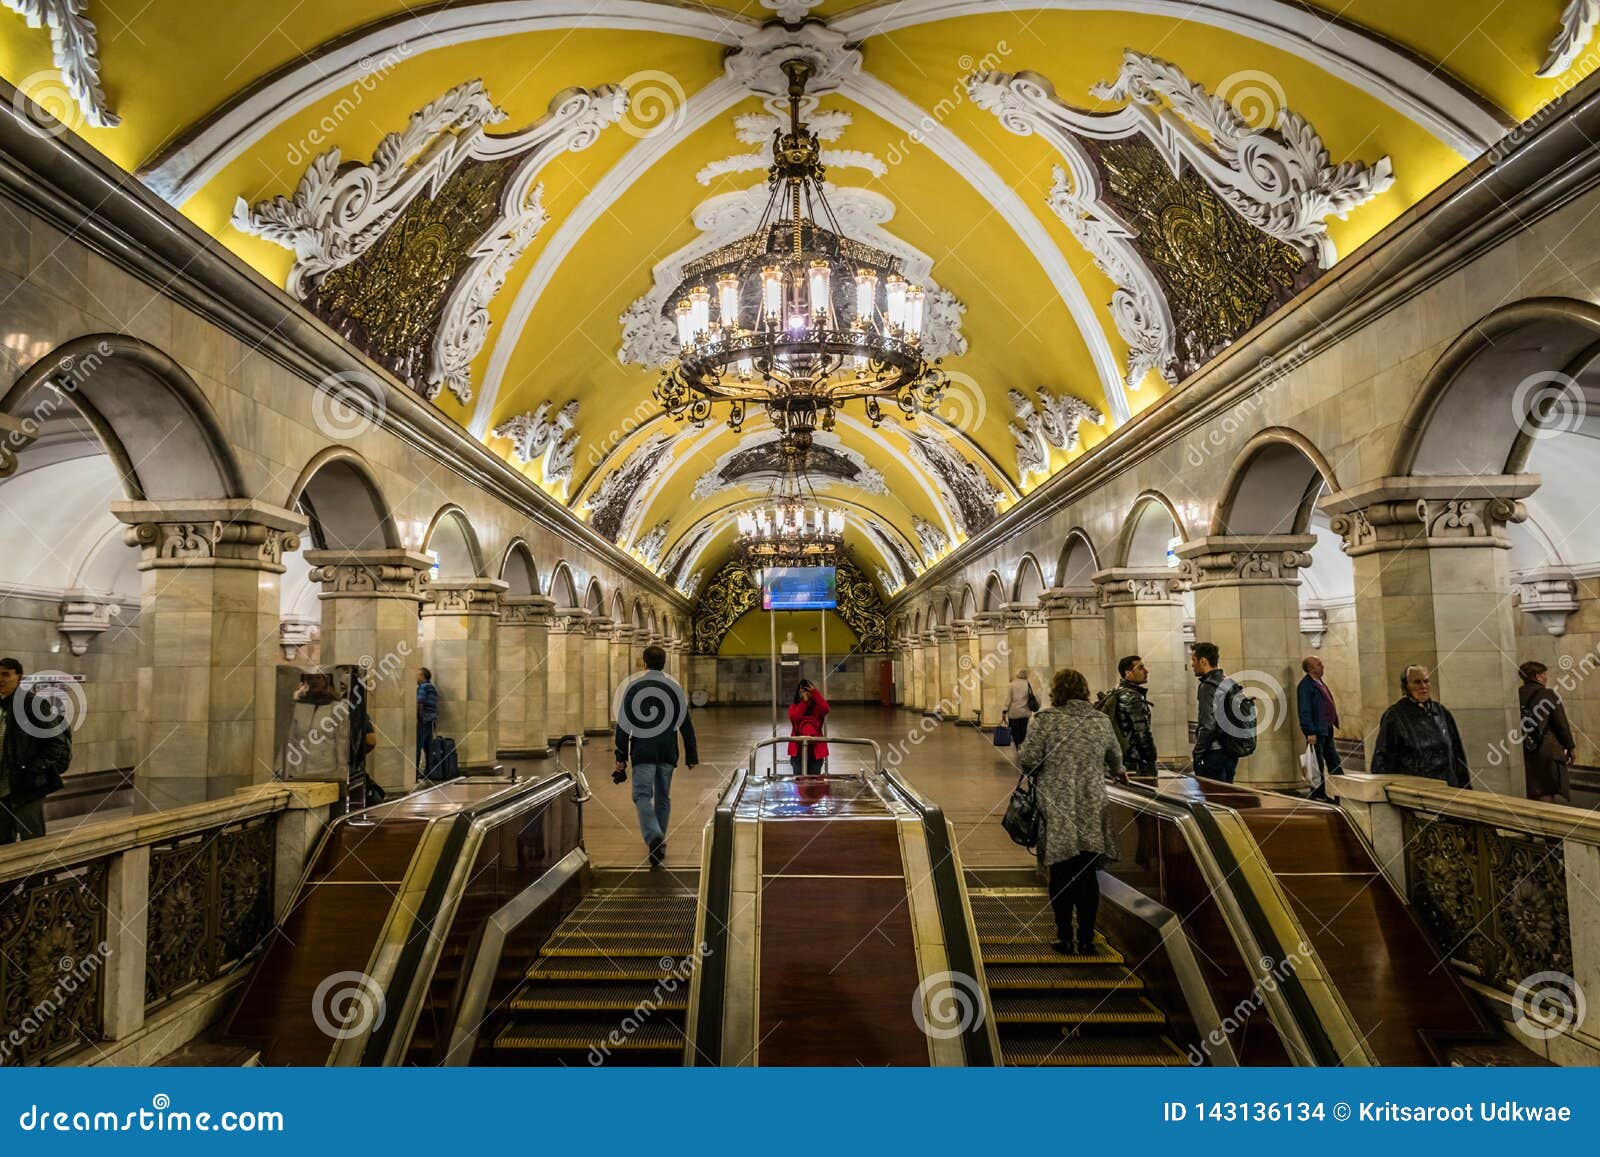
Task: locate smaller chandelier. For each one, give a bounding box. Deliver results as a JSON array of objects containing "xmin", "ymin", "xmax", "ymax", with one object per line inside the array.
[
  {"xmin": 735, "ymin": 432, "xmax": 845, "ymax": 567},
  {"xmin": 656, "ymin": 58, "xmax": 946, "ymax": 436}
]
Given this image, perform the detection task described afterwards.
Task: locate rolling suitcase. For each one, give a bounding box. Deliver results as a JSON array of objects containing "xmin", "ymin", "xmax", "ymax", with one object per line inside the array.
[{"xmin": 427, "ymin": 736, "xmax": 460, "ymax": 781}]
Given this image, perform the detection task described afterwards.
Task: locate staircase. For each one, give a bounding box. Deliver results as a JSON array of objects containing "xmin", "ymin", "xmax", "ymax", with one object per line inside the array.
[
  {"xmin": 969, "ymin": 886, "xmax": 1186, "ymax": 1066},
  {"xmin": 488, "ymin": 873, "xmax": 698, "ymax": 1065}
]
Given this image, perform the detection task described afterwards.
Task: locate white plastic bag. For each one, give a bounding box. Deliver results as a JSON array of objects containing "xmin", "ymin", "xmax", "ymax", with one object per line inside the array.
[{"xmin": 1300, "ymin": 747, "xmax": 1320, "ymax": 788}]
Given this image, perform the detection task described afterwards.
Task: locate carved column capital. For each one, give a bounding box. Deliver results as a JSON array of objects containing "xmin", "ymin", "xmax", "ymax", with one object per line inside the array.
[
  {"xmin": 1039, "ymin": 586, "xmax": 1103, "ymax": 619},
  {"xmin": 304, "ymin": 548, "xmax": 433, "ymax": 601},
  {"xmin": 551, "ymin": 609, "xmax": 591, "ymax": 635},
  {"xmin": 974, "ymin": 611, "xmax": 1008, "ymax": 635},
  {"xmin": 422, "ymin": 578, "xmax": 509, "ymax": 617},
  {"xmin": 610, "ymin": 623, "xmax": 639, "ymax": 645},
  {"xmin": 950, "ymin": 618, "xmax": 976, "ymax": 639},
  {"xmin": 1093, "ymin": 567, "xmax": 1185, "ymax": 607},
  {"xmin": 1175, "ymin": 534, "xmax": 1316, "ymax": 588},
  {"xmin": 500, "ymin": 593, "xmax": 555, "ymax": 626},
  {"xmin": 57, "ymin": 590, "xmax": 122, "ymax": 656},
  {"xmin": 1321, "ymin": 476, "xmax": 1536, "ymax": 556},
  {"xmin": 1514, "ymin": 567, "xmax": 1581, "ymax": 637},
  {"xmin": 582, "ymin": 614, "xmax": 614, "ymax": 639},
  {"xmin": 112, "ymin": 499, "xmax": 306, "ymax": 573}
]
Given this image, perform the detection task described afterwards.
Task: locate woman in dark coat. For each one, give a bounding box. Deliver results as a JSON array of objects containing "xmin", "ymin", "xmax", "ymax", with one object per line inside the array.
[
  {"xmin": 1017, "ymin": 668, "xmax": 1127, "ymax": 955},
  {"xmin": 1519, "ymin": 661, "xmax": 1574, "ymax": 802}
]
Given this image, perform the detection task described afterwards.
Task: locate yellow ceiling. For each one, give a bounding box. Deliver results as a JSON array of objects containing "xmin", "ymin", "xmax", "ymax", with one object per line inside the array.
[{"xmin": 2, "ymin": 0, "xmax": 1577, "ymax": 592}]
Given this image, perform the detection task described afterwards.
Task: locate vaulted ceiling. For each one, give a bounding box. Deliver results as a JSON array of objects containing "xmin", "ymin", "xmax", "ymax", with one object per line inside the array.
[{"xmin": 3, "ymin": 0, "xmax": 1585, "ymax": 597}]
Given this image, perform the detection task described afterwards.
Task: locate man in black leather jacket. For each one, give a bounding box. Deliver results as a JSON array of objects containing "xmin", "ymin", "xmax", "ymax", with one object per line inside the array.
[
  {"xmin": 0, "ymin": 658, "xmax": 72, "ymax": 842},
  {"xmin": 1371, "ymin": 665, "xmax": 1472, "ymax": 788}
]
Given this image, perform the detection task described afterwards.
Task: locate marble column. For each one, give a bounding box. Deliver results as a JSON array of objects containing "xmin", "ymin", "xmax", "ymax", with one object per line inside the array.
[
  {"xmin": 1041, "ymin": 587, "xmax": 1109, "ymax": 692},
  {"xmin": 1323, "ymin": 476, "xmax": 1535, "ymax": 795},
  {"xmin": 1096, "ymin": 568, "xmax": 1189, "ymax": 763},
  {"xmin": 112, "ymin": 499, "xmax": 305, "ymax": 809},
  {"xmin": 611, "ymin": 625, "xmax": 637, "ymax": 715},
  {"xmin": 935, "ymin": 626, "xmax": 958, "ymax": 719},
  {"xmin": 975, "ymin": 612, "xmax": 1009, "ymax": 729},
  {"xmin": 497, "ymin": 594, "xmax": 554, "ymax": 759},
  {"xmin": 1001, "ymin": 604, "xmax": 1049, "ymax": 703},
  {"xmin": 303, "ymin": 546, "xmax": 430, "ymax": 796},
  {"xmin": 421, "ymin": 578, "xmax": 508, "ymax": 772},
  {"xmin": 952, "ymin": 621, "xmax": 981, "ymax": 724},
  {"xmin": 583, "ymin": 615, "xmax": 614, "ymax": 735},
  {"xmin": 1178, "ymin": 535, "xmax": 1316, "ymax": 789},
  {"xmin": 922, "ymin": 631, "xmax": 943, "ymax": 717},
  {"xmin": 547, "ymin": 609, "xmax": 589, "ymax": 742}
]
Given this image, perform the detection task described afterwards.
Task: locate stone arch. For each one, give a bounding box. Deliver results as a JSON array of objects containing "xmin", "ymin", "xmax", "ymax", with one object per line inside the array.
[
  {"xmin": 584, "ymin": 578, "xmax": 606, "ymax": 616},
  {"xmin": 547, "ymin": 561, "xmax": 580, "ymax": 607},
  {"xmin": 286, "ymin": 447, "xmax": 400, "ymax": 551},
  {"xmin": 957, "ymin": 584, "xmax": 978, "ymax": 620},
  {"xmin": 2, "ymin": 334, "xmax": 244, "ymax": 500},
  {"xmin": 939, "ymin": 594, "xmax": 955, "ymax": 625},
  {"xmin": 981, "ymin": 571, "xmax": 1007, "ymax": 612},
  {"xmin": 1055, "ymin": 528, "xmax": 1100, "ymax": 586},
  {"xmin": 632, "ymin": 598, "xmax": 646, "ymax": 629},
  {"xmin": 1117, "ymin": 491, "xmax": 1188, "ymax": 568},
  {"xmin": 421, "ymin": 505, "xmax": 485, "ymax": 579},
  {"xmin": 1393, "ymin": 298, "xmax": 1600, "ymax": 477},
  {"xmin": 498, "ymin": 539, "xmax": 539, "ymax": 595},
  {"xmin": 1011, "ymin": 553, "xmax": 1047, "ymax": 604},
  {"xmin": 1212, "ymin": 428, "xmax": 1341, "ymax": 536},
  {"xmin": 610, "ymin": 590, "xmax": 627, "ymax": 621}
]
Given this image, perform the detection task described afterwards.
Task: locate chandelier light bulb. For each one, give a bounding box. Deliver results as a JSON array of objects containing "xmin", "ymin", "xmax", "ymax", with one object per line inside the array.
[
  {"xmin": 717, "ymin": 274, "xmax": 740, "ymax": 328},
  {"xmin": 761, "ymin": 266, "xmax": 783, "ymax": 320},
  {"xmin": 853, "ymin": 269, "xmax": 877, "ymax": 323},
  {"xmin": 807, "ymin": 261, "xmax": 832, "ymax": 323},
  {"xmin": 885, "ymin": 274, "xmax": 908, "ymax": 331},
  {"xmin": 675, "ymin": 299, "xmax": 695, "ymax": 347},
  {"xmin": 905, "ymin": 284, "xmax": 926, "ymax": 336},
  {"xmin": 688, "ymin": 286, "xmax": 711, "ymax": 341}
]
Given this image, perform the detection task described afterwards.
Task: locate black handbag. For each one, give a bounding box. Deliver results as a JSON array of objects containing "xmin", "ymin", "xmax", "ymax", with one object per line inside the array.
[{"xmin": 1001, "ymin": 770, "xmax": 1041, "ymax": 849}]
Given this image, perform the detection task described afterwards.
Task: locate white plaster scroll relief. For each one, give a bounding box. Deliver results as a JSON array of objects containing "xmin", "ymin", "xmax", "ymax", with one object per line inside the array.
[
  {"xmin": 3, "ymin": 0, "xmax": 119, "ymax": 127},
  {"xmin": 491, "ymin": 399, "xmax": 580, "ymax": 489},
  {"xmin": 1009, "ymin": 387, "xmax": 1105, "ymax": 479}
]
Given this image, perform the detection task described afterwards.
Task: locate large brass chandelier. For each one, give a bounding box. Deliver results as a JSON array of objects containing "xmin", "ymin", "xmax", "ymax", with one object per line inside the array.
[
  {"xmin": 655, "ymin": 58, "xmax": 946, "ymax": 436},
  {"xmin": 735, "ymin": 431, "xmax": 845, "ymax": 567}
]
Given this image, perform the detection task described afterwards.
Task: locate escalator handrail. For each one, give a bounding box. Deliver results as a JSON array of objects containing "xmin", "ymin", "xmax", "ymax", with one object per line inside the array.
[
  {"xmin": 876, "ymin": 768, "xmax": 1000, "ymax": 1067},
  {"xmin": 687, "ymin": 767, "xmax": 748, "ymax": 1066},
  {"xmin": 1107, "ymin": 779, "xmax": 1345, "ymax": 1067},
  {"xmin": 355, "ymin": 771, "xmax": 580, "ymax": 1065}
]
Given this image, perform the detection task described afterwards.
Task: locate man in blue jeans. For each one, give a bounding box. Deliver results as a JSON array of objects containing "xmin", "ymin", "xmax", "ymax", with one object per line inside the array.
[{"xmin": 613, "ymin": 644, "xmax": 697, "ymax": 869}]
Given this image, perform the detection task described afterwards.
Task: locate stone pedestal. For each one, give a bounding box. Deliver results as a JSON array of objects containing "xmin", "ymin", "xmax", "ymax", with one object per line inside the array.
[
  {"xmin": 302, "ymin": 547, "xmax": 430, "ymax": 796},
  {"xmin": 420, "ymin": 578, "xmax": 507, "ymax": 772},
  {"xmin": 112, "ymin": 500, "xmax": 305, "ymax": 809},
  {"xmin": 584, "ymin": 616, "xmax": 614, "ymax": 735},
  {"xmin": 1324, "ymin": 476, "xmax": 1536, "ymax": 794},
  {"xmin": 1041, "ymin": 587, "xmax": 1108, "ymax": 691},
  {"xmin": 547, "ymin": 610, "xmax": 589, "ymax": 742},
  {"xmin": 497, "ymin": 594, "xmax": 554, "ymax": 759},
  {"xmin": 1096, "ymin": 568, "xmax": 1189, "ymax": 762},
  {"xmin": 975, "ymin": 612, "xmax": 1008, "ymax": 729},
  {"xmin": 1179, "ymin": 535, "xmax": 1316, "ymax": 789}
]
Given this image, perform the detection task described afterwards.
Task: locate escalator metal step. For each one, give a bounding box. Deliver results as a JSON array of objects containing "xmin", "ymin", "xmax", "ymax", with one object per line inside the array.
[
  {"xmin": 992, "ymin": 992, "xmax": 1165, "ymax": 1024},
  {"xmin": 542, "ymin": 937, "xmax": 696, "ymax": 958},
  {"xmin": 979, "ymin": 943, "xmax": 1124, "ymax": 965},
  {"xmin": 1001, "ymin": 1030, "xmax": 1187, "ymax": 1066},
  {"xmin": 493, "ymin": 1022, "xmax": 684, "ymax": 1051},
  {"xmin": 526, "ymin": 957, "xmax": 684, "ymax": 981},
  {"xmin": 984, "ymin": 964, "xmax": 1143, "ymax": 991},
  {"xmin": 509, "ymin": 983, "xmax": 689, "ymax": 1012}
]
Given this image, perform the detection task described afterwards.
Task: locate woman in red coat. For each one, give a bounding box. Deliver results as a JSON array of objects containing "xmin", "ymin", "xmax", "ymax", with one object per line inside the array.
[{"xmin": 787, "ymin": 679, "xmax": 830, "ymax": 776}]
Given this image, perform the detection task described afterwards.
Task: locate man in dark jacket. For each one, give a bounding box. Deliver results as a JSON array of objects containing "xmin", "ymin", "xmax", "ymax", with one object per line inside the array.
[
  {"xmin": 0, "ymin": 658, "xmax": 72, "ymax": 843},
  {"xmin": 1191, "ymin": 642, "xmax": 1238, "ymax": 782},
  {"xmin": 415, "ymin": 667, "xmax": 439, "ymax": 778},
  {"xmin": 614, "ymin": 645, "xmax": 698, "ymax": 869},
  {"xmin": 1297, "ymin": 656, "xmax": 1343, "ymax": 801},
  {"xmin": 1371, "ymin": 665, "xmax": 1472, "ymax": 788},
  {"xmin": 1100, "ymin": 655, "xmax": 1157, "ymax": 773}
]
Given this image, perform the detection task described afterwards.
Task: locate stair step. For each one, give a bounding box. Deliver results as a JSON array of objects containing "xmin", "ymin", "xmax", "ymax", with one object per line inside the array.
[
  {"xmin": 509, "ymin": 983, "xmax": 690, "ymax": 1012},
  {"xmin": 526, "ymin": 957, "xmax": 684, "ymax": 981},
  {"xmin": 984, "ymin": 964, "xmax": 1144, "ymax": 991},
  {"xmin": 1000, "ymin": 1029, "xmax": 1187, "ymax": 1066},
  {"xmin": 541, "ymin": 937, "xmax": 696, "ymax": 958},
  {"xmin": 493, "ymin": 1021, "xmax": 685, "ymax": 1051},
  {"xmin": 992, "ymin": 992, "xmax": 1164, "ymax": 1025},
  {"xmin": 979, "ymin": 943, "xmax": 1123, "ymax": 965}
]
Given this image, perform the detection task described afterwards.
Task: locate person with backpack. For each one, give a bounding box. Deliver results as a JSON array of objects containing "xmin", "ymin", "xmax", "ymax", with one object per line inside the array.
[
  {"xmin": 1096, "ymin": 655, "xmax": 1157, "ymax": 774},
  {"xmin": 1191, "ymin": 642, "xmax": 1253, "ymax": 782},
  {"xmin": 0, "ymin": 658, "xmax": 71, "ymax": 843}
]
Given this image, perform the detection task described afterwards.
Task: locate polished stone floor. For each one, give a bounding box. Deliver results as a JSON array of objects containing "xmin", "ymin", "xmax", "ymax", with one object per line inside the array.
[{"xmin": 533, "ymin": 705, "xmax": 1039, "ymax": 871}]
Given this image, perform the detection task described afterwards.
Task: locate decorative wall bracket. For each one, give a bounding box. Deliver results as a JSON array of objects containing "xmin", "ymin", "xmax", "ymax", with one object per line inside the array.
[
  {"xmin": 277, "ymin": 616, "xmax": 319, "ymax": 661},
  {"xmin": 1299, "ymin": 602, "xmax": 1328, "ymax": 648},
  {"xmin": 1513, "ymin": 567, "xmax": 1581, "ymax": 636},
  {"xmin": 57, "ymin": 590, "xmax": 120, "ymax": 656}
]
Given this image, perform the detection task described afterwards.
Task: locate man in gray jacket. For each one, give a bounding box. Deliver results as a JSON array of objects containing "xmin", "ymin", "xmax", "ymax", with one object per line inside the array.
[{"xmin": 613, "ymin": 645, "xmax": 698, "ymax": 868}]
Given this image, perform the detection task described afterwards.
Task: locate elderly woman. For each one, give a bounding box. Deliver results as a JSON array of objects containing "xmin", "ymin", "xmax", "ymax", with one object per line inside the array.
[{"xmin": 1018, "ymin": 668, "xmax": 1128, "ymax": 955}]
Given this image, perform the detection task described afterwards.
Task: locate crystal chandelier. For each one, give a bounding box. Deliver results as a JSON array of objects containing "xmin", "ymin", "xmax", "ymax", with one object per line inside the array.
[
  {"xmin": 655, "ymin": 58, "xmax": 946, "ymax": 436},
  {"xmin": 735, "ymin": 432, "xmax": 845, "ymax": 567}
]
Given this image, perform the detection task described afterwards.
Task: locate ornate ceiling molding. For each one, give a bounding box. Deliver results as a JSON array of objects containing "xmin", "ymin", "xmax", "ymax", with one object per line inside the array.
[
  {"xmin": 1009, "ymin": 387, "xmax": 1105, "ymax": 479},
  {"xmin": 582, "ymin": 430, "xmax": 675, "ymax": 544},
  {"xmin": 3, "ymin": 0, "xmax": 118, "ymax": 128},
  {"xmin": 971, "ymin": 61, "xmax": 1393, "ymax": 389},
  {"xmin": 689, "ymin": 431, "xmax": 888, "ymax": 501},
  {"xmin": 721, "ymin": 17, "xmax": 862, "ymax": 98},
  {"xmin": 830, "ymin": 0, "xmax": 1504, "ymax": 156},
  {"xmin": 233, "ymin": 81, "xmax": 626, "ymax": 403},
  {"xmin": 491, "ymin": 399, "xmax": 581, "ymax": 489},
  {"xmin": 696, "ymin": 100, "xmax": 885, "ymax": 184},
  {"xmin": 1540, "ymin": 1, "xmax": 1600, "ymax": 77},
  {"xmin": 618, "ymin": 178, "xmax": 969, "ymax": 367},
  {"xmin": 904, "ymin": 426, "xmax": 1004, "ymax": 537},
  {"xmin": 913, "ymin": 515, "xmax": 950, "ymax": 562}
]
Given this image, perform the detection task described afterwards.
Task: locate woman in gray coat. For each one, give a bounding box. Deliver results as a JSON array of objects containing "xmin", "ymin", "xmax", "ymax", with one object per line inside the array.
[{"xmin": 1018, "ymin": 668, "xmax": 1128, "ymax": 954}]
